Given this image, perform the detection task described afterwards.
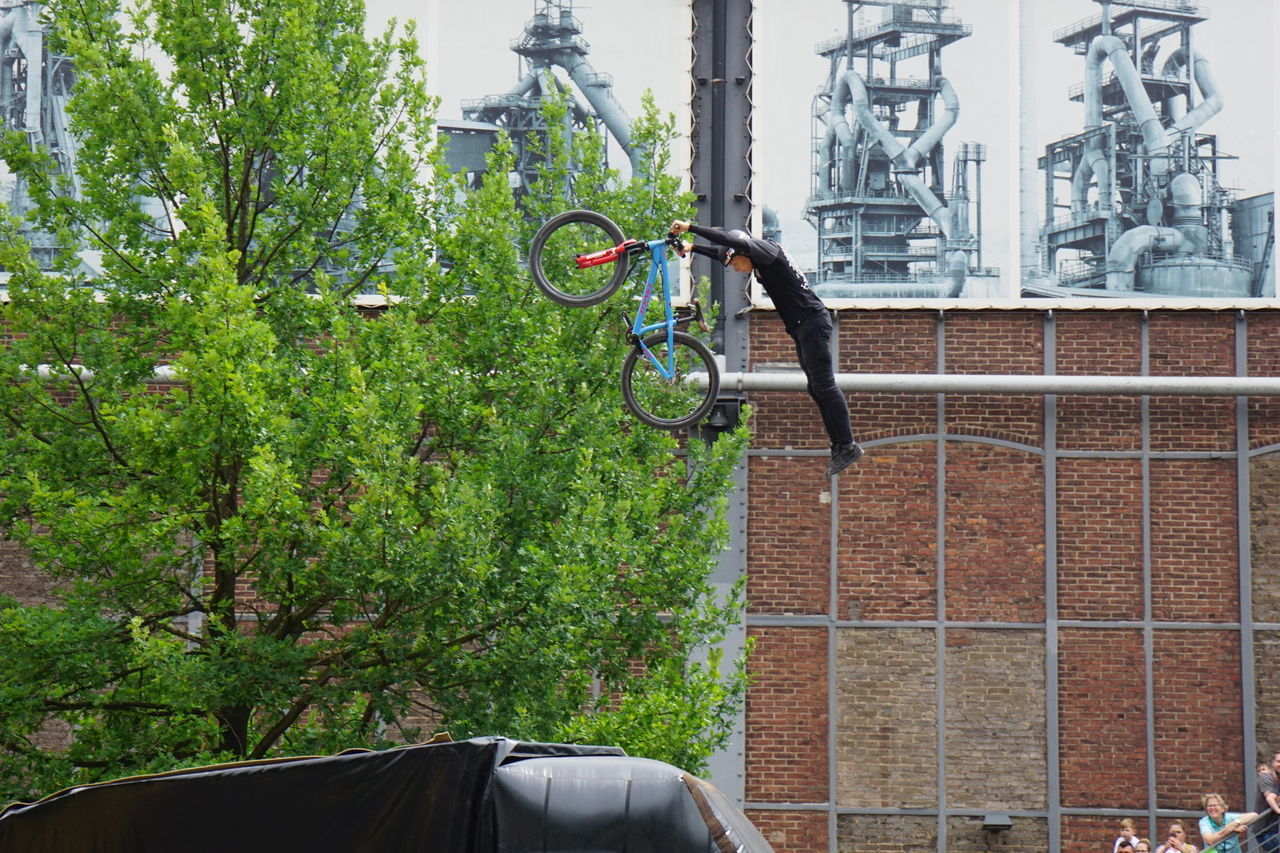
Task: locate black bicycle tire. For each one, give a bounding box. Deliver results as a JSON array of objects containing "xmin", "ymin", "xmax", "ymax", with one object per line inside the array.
[
  {"xmin": 620, "ymin": 331, "xmax": 721, "ymax": 430},
  {"xmin": 529, "ymin": 210, "xmax": 630, "ymax": 307}
]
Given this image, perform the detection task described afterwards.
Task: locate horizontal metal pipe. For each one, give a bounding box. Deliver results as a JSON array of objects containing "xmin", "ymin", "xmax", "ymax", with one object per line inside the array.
[
  {"xmin": 33, "ymin": 366, "xmax": 1280, "ymax": 397},
  {"xmin": 707, "ymin": 372, "xmax": 1280, "ymax": 396}
]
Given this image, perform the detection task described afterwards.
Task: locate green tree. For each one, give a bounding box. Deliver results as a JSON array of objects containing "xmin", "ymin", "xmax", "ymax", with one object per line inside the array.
[{"xmin": 0, "ymin": 0, "xmax": 749, "ymax": 804}]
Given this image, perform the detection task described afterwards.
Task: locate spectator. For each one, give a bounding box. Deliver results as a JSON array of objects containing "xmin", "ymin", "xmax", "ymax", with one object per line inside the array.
[
  {"xmin": 1198, "ymin": 792, "xmax": 1258, "ymax": 853},
  {"xmin": 1154, "ymin": 820, "xmax": 1198, "ymax": 853},
  {"xmin": 1118, "ymin": 841, "xmax": 1135, "ymax": 853},
  {"xmin": 1135, "ymin": 840, "xmax": 1152, "ymax": 853},
  {"xmin": 1115, "ymin": 818, "xmax": 1141, "ymax": 853},
  {"xmin": 1258, "ymin": 752, "xmax": 1280, "ymax": 853}
]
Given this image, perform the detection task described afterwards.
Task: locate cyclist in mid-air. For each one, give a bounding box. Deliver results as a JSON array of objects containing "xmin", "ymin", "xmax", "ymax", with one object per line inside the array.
[{"xmin": 671, "ymin": 220, "xmax": 864, "ymax": 477}]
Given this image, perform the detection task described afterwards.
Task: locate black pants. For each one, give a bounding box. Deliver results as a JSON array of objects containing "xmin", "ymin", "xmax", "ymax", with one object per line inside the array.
[{"xmin": 792, "ymin": 313, "xmax": 853, "ymax": 447}]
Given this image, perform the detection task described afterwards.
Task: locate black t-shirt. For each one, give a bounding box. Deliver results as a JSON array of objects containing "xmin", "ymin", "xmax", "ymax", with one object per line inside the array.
[{"xmin": 688, "ymin": 225, "xmax": 828, "ymax": 334}]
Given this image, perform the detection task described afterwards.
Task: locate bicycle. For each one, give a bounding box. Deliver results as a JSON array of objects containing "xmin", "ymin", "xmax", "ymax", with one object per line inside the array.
[{"xmin": 529, "ymin": 209, "xmax": 721, "ymax": 430}]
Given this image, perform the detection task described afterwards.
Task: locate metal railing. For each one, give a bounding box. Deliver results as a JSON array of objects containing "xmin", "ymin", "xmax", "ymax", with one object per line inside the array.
[
  {"xmin": 1145, "ymin": 251, "xmax": 1255, "ymax": 272},
  {"xmin": 1045, "ymin": 204, "xmax": 1108, "ymax": 232},
  {"xmin": 814, "ymin": 15, "xmax": 968, "ymax": 55},
  {"xmin": 1068, "ymin": 72, "xmax": 1187, "ymax": 101},
  {"xmin": 1054, "ymin": 1, "xmax": 1206, "ymax": 43}
]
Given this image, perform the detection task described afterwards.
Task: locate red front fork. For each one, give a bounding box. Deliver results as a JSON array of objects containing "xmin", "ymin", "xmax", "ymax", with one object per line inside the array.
[{"xmin": 575, "ymin": 239, "xmax": 640, "ymax": 268}]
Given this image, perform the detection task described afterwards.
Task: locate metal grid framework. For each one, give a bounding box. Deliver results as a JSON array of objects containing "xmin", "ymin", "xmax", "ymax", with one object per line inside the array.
[{"xmin": 734, "ymin": 310, "xmax": 1275, "ymax": 851}]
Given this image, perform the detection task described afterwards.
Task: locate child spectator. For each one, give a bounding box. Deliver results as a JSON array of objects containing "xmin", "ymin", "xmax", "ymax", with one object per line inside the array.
[{"xmin": 1115, "ymin": 818, "xmax": 1140, "ymax": 853}]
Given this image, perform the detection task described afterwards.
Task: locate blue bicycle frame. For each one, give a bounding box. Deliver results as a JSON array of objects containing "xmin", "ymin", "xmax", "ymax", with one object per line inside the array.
[
  {"xmin": 627, "ymin": 238, "xmax": 681, "ymax": 377},
  {"xmin": 618, "ymin": 236, "xmax": 705, "ymax": 377}
]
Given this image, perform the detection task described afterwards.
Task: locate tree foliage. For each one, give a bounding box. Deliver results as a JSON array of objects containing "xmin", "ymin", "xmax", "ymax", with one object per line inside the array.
[{"xmin": 0, "ymin": 0, "xmax": 749, "ymax": 803}]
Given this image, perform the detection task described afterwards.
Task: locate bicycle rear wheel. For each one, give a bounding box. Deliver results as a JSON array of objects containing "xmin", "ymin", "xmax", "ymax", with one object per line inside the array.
[
  {"xmin": 620, "ymin": 331, "xmax": 720, "ymax": 430},
  {"xmin": 529, "ymin": 210, "xmax": 629, "ymax": 307}
]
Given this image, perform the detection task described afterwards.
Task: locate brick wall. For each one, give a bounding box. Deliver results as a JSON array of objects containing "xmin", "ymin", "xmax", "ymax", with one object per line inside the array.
[
  {"xmin": 1152, "ymin": 630, "xmax": 1243, "ymax": 806},
  {"xmin": 1255, "ymin": 631, "xmax": 1280, "ymax": 761},
  {"xmin": 1055, "ymin": 312, "xmax": 1144, "ymax": 451},
  {"xmin": 944, "ymin": 815, "xmax": 1050, "ymax": 853},
  {"xmin": 835, "ymin": 442, "xmax": 937, "ymax": 621},
  {"xmin": 747, "ymin": 810, "xmax": 826, "ymax": 853},
  {"xmin": 835, "ymin": 627, "xmax": 938, "ymax": 808},
  {"xmin": 1248, "ymin": 313, "xmax": 1280, "ymax": 448},
  {"xmin": 0, "ymin": 537, "xmax": 54, "ymax": 605},
  {"xmin": 836, "ymin": 814, "xmax": 937, "ymax": 853},
  {"xmin": 7, "ymin": 307, "xmax": 1278, "ymax": 851},
  {"xmin": 943, "ymin": 629, "xmax": 1047, "ymax": 810},
  {"xmin": 745, "ymin": 626, "xmax": 829, "ymax": 804},
  {"xmin": 1251, "ymin": 453, "xmax": 1280, "ymax": 622},
  {"xmin": 741, "ymin": 308, "xmax": 1274, "ymax": 851},
  {"xmin": 747, "ymin": 456, "xmax": 830, "ymax": 615},
  {"xmin": 944, "ymin": 444, "xmax": 1046, "ymax": 623},
  {"xmin": 1150, "ymin": 459, "xmax": 1239, "ymax": 622},
  {"xmin": 1057, "ymin": 458, "xmax": 1144, "ymax": 620},
  {"xmin": 1057, "ymin": 627, "xmax": 1148, "ymax": 809}
]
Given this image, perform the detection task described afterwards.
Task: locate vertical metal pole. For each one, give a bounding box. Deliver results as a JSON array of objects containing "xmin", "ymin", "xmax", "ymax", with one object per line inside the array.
[
  {"xmin": 1141, "ymin": 312, "xmax": 1155, "ymax": 833},
  {"xmin": 1237, "ymin": 311, "xmax": 1259, "ymax": 808},
  {"xmin": 829, "ymin": 422, "xmax": 841, "ymax": 853},
  {"xmin": 1045, "ymin": 311, "xmax": 1062, "ymax": 853},
  {"xmin": 691, "ymin": 0, "xmax": 754, "ymax": 808},
  {"xmin": 935, "ymin": 311, "xmax": 949, "ymax": 852},
  {"xmin": 975, "ymin": 156, "xmax": 984, "ymax": 270}
]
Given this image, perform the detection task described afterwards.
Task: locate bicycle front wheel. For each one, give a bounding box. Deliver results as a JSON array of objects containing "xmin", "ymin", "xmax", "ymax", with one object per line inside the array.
[
  {"xmin": 620, "ymin": 331, "xmax": 720, "ymax": 430},
  {"xmin": 529, "ymin": 210, "xmax": 629, "ymax": 307}
]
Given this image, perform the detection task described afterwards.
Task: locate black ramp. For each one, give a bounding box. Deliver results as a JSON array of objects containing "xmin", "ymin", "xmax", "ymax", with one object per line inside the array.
[
  {"xmin": 0, "ymin": 738, "xmax": 507, "ymax": 853},
  {"xmin": 493, "ymin": 755, "xmax": 719, "ymax": 852}
]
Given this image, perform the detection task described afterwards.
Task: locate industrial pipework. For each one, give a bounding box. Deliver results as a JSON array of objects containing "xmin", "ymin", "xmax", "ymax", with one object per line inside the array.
[
  {"xmin": 1035, "ymin": 1, "xmax": 1262, "ymax": 298},
  {"xmin": 841, "ymin": 70, "xmax": 970, "ymax": 292},
  {"xmin": 804, "ymin": 1, "xmax": 985, "ymax": 297},
  {"xmin": 0, "ymin": 3, "xmax": 43, "ymax": 138},
  {"xmin": 462, "ymin": 0, "xmax": 640, "ymax": 188}
]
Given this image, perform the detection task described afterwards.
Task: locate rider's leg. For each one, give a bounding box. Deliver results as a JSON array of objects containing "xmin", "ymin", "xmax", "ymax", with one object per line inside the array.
[{"xmin": 793, "ymin": 314, "xmax": 854, "ymax": 447}]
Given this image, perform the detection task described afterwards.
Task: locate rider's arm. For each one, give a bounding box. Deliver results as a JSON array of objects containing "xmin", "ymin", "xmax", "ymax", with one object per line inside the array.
[
  {"xmin": 687, "ymin": 244, "xmax": 722, "ymax": 261},
  {"xmin": 687, "ymin": 224, "xmax": 752, "ymax": 254},
  {"xmin": 671, "ymin": 220, "xmax": 753, "ymax": 254}
]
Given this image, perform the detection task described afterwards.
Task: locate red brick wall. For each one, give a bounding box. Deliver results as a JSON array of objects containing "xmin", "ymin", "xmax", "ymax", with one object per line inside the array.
[
  {"xmin": 1152, "ymin": 630, "xmax": 1244, "ymax": 807},
  {"xmin": 944, "ymin": 444, "xmax": 1046, "ymax": 623},
  {"xmin": 1057, "ymin": 458, "xmax": 1145, "ymax": 620},
  {"xmin": 745, "ymin": 626, "xmax": 828, "ymax": 804},
  {"xmin": 747, "ymin": 456, "xmax": 830, "ymax": 615},
  {"xmin": 1247, "ymin": 313, "xmax": 1280, "ymax": 448},
  {"xmin": 943, "ymin": 312, "xmax": 1044, "ymax": 442},
  {"xmin": 0, "ymin": 537, "xmax": 55, "ymax": 605},
  {"xmin": 1058, "ymin": 628, "xmax": 1148, "ymax": 810},
  {"xmin": 835, "ymin": 442, "xmax": 937, "ymax": 621},
  {"xmin": 747, "ymin": 810, "xmax": 827, "ymax": 853},
  {"xmin": 1056, "ymin": 312, "xmax": 1144, "ymax": 450},
  {"xmin": 1150, "ymin": 459, "xmax": 1239, "ymax": 622},
  {"xmin": 742, "ymin": 308, "xmax": 1270, "ymax": 851}
]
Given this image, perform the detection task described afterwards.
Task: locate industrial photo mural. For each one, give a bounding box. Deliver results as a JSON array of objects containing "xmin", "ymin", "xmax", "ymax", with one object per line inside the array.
[{"xmin": 410, "ymin": 0, "xmax": 1274, "ymax": 303}]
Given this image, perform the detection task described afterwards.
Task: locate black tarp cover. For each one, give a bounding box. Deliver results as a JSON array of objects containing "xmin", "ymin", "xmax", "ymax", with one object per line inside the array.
[{"xmin": 0, "ymin": 736, "xmax": 776, "ymax": 853}]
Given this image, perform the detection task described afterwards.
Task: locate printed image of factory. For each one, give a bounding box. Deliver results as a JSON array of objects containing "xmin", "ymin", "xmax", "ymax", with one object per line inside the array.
[
  {"xmin": 1024, "ymin": 0, "xmax": 1275, "ymax": 298},
  {"xmin": 4, "ymin": 0, "xmax": 1275, "ymax": 300},
  {"xmin": 761, "ymin": 0, "xmax": 1274, "ymax": 300}
]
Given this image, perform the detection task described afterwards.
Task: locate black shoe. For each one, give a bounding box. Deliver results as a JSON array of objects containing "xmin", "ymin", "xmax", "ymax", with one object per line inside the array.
[{"xmin": 825, "ymin": 442, "xmax": 864, "ymax": 477}]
